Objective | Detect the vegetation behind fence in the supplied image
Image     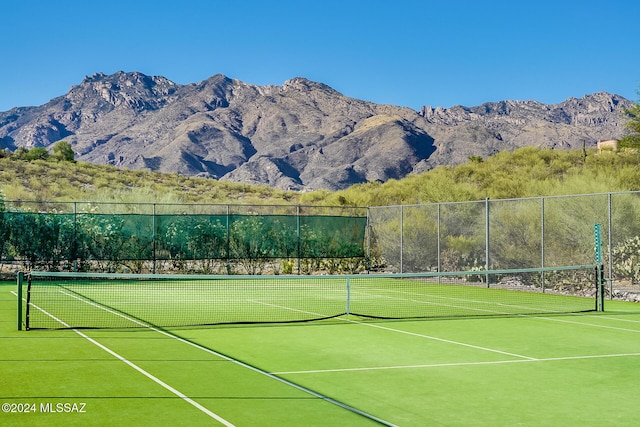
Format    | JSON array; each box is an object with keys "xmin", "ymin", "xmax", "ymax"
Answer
[
  {"xmin": 368, "ymin": 191, "xmax": 640, "ymax": 300},
  {"xmin": 0, "ymin": 200, "xmax": 367, "ymax": 275},
  {"xmin": 3, "ymin": 191, "xmax": 640, "ymax": 299}
]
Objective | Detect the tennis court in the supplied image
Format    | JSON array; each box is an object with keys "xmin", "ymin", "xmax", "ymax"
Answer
[{"xmin": 2, "ymin": 271, "xmax": 640, "ymax": 426}]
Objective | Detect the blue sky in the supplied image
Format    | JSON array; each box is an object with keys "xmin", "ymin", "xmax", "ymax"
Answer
[{"xmin": 1, "ymin": 0, "xmax": 638, "ymax": 112}]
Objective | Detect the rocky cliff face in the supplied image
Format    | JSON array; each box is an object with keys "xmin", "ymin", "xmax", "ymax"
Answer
[{"xmin": 0, "ymin": 71, "xmax": 632, "ymax": 190}]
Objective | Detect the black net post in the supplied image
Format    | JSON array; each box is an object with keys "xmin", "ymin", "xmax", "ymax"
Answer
[
  {"xmin": 597, "ymin": 264, "xmax": 605, "ymax": 312},
  {"xmin": 16, "ymin": 271, "xmax": 23, "ymax": 330}
]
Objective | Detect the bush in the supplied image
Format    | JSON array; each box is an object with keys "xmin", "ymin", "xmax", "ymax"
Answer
[{"xmin": 612, "ymin": 236, "xmax": 640, "ymax": 285}]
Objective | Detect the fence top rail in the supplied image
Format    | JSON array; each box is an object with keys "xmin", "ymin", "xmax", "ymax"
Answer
[
  {"xmin": 4, "ymin": 200, "xmax": 367, "ymax": 210},
  {"xmin": 368, "ymin": 190, "xmax": 640, "ymax": 209},
  {"xmin": 5, "ymin": 190, "xmax": 640, "ymax": 213},
  {"xmin": 3, "ymin": 200, "xmax": 368, "ymax": 216}
]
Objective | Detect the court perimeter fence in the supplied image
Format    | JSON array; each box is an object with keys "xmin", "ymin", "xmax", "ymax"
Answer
[
  {"xmin": 0, "ymin": 202, "xmax": 367, "ymax": 275},
  {"xmin": 369, "ymin": 191, "xmax": 640, "ymax": 301},
  {"xmin": 1, "ymin": 192, "xmax": 640, "ymax": 300}
]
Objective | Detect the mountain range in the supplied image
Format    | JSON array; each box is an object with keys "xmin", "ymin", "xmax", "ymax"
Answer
[{"xmin": 0, "ymin": 71, "xmax": 632, "ymax": 191}]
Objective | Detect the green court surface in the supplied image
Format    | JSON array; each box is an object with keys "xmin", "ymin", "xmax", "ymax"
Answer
[{"xmin": 2, "ymin": 281, "xmax": 640, "ymax": 426}]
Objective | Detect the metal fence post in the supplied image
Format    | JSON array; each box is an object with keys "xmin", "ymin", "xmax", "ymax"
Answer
[
  {"xmin": 401, "ymin": 205, "xmax": 405, "ymax": 273},
  {"xmin": 437, "ymin": 203, "xmax": 441, "ymax": 273},
  {"xmin": 541, "ymin": 196, "xmax": 545, "ymax": 291},
  {"xmin": 485, "ymin": 198, "xmax": 490, "ymax": 285},
  {"xmin": 607, "ymin": 193, "xmax": 613, "ymax": 299},
  {"xmin": 297, "ymin": 205, "xmax": 301, "ymax": 275},
  {"xmin": 226, "ymin": 205, "xmax": 231, "ymax": 274},
  {"xmin": 152, "ymin": 203, "xmax": 156, "ymax": 274},
  {"xmin": 366, "ymin": 207, "xmax": 371, "ymax": 273}
]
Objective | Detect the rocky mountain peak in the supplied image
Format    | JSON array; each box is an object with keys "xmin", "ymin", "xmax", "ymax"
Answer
[
  {"xmin": 282, "ymin": 77, "xmax": 338, "ymax": 94},
  {"xmin": 68, "ymin": 71, "xmax": 178, "ymax": 111},
  {"xmin": 0, "ymin": 71, "xmax": 634, "ymax": 191}
]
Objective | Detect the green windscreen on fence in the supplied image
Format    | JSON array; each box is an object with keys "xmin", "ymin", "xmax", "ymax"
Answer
[
  {"xmin": 22, "ymin": 265, "xmax": 600, "ymax": 330},
  {"xmin": 0, "ymin": 211, "xmax": 366, "ymax": 263}
]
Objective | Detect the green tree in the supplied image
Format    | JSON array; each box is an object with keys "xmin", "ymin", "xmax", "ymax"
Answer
[
  {"xmin": 23, "ymin": 147, "xmax": 49, "ymax": 161},
  {"xmin": 620, "ymin": 88, "xmax": 640, "ymax": 149},
  {"xmin": 51, "ymin": 141, "xmax": 75, "ymax": 162},
  {"xmin": 10, "ymin": 147, "xmax": 29, "ymax": 160}
]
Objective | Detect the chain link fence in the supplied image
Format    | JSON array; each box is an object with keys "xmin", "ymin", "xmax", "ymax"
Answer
[
  {"xmin": 2, "ymin": 192, "xmax": 640, "ymax": 301},
  {"xmin": 0, "ymin": 201, "xmax": 367, "ymax": 275},
  {"xmin": 368, "ymin": 191, "xmax": 640, "ymax": 301}
]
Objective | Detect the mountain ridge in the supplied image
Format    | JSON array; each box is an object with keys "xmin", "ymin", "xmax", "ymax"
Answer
[{"xmin": 0, "ymin": 71, "xmax": 632, "ymax": 191}]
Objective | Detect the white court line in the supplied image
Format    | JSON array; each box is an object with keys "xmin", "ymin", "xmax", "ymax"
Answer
[
  {"xmin": 49, "ymin": 289, "xmax": 398, "ymax": 427},
  {"xmin": 350, "ymin": 286, "xmax": 568, "ymax": 317},
  {"xmin": 272, "ymin": 352, "xmax": 640, "ymax": 375},
  {"xmin": 247, "ymin": 302, "xmax": 640, "ymax": 375},
  {"xmin": 573, "ymin": 313, "xmax": 640, "ymax": 324},
  {"xmin": 253, "ymin": 300, "xmax": 537, "ymax": 360},
  {"xmin": 255, "ymin": 299, "xmax": 640, "ymax": 376},
  {"xmin": 12, "ymin": 290, "xmax": 236, "ymax": 427},
  {"xmin": 524, "ymin": 314, "xmax": 640, "ymax": 333},
  {"xmin": 351, "ymin": 320, "xmax": 538, "ymax": 360}
]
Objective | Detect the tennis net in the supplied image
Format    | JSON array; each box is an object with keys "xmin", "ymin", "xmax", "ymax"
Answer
[{"xmin": 20, "ymin": 265, "xmax": 602, "ymax": 330}]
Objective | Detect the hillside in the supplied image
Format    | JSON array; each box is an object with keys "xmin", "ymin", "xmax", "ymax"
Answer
[
  {"xmin": 0, "ymin": 72, "xmax": 633, "ymax": 191},
  {"xmin": 1, "ymin": 147, "xmax": 639, "ymax": 208}
]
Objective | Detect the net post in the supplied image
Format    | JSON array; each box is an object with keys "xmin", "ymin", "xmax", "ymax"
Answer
[
  {"xmin": 598, "ymin": 264, "xmax": 605, "ymax": 312},
  {"xmin": 16, "ymin": 271, "xmax": 23, "ymax": 330},
  {"xmin": 594, "ymin": 224, "xmax": 605, "ymax": 312}
]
